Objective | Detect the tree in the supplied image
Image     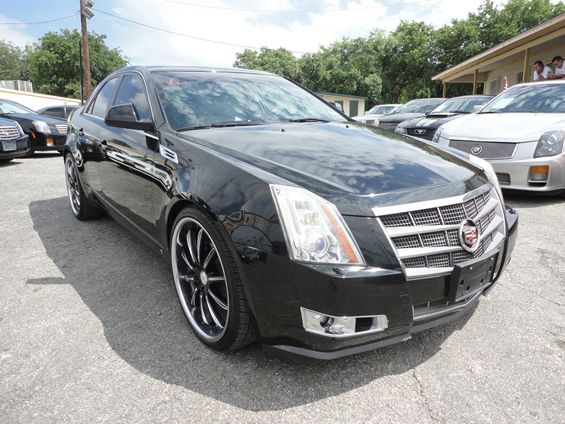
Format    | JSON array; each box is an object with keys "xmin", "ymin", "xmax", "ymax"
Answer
[
  {"xmin": 26, "ymin": 29, "xmax": 127, "ymax": 98},
  {"xmin": 0, "ymin": 40, "xmax": 28, "ymax": 80},
  {"xmin": 234, "ymin": 47, "xmax": 301, "ymax": 81}
]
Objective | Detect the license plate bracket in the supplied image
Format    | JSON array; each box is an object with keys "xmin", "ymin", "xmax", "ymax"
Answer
[
  {"xmin": 448, "ymin": 251, "xmax": 498, "ymax": 303},
  {"xmin": 1, "ymin": 140, "xmax": 17, "ymax": 152}
]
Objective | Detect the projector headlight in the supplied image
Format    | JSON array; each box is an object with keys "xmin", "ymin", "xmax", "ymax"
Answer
[
  {"xmin": 432, "ymin": 126, "xmax": 443, "ymax": 143},
  {"xmin": 534, "ymin": 130, "xmax": 565, "ymax": 158},
  {"xmin": 270, "ymin": 185, "xmax": 365, "ymax": 265},
  {"xmin": 32, "ymin": 120, "xmax": 51, "ymax": 134}
]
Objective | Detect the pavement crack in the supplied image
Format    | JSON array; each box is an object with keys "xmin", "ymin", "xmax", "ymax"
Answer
[
  {"xmin": 527, "ymin": 289, "xmax": 563, "ymax": 307},
  {"xmin": 412, "ymin": 369, "xmax": 438, "ymax": 423}
]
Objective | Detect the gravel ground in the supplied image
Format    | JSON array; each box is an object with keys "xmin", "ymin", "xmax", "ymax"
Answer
[{"xmin": 0, "ymin": 154, "xmax": 564, "ymax": 423}]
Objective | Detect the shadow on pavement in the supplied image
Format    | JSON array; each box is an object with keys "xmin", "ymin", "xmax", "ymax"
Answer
[
  {"xmin": 503, "ymin": 190, "xmax": 565, "ymax": 209},
  {"xmin": 28, "ymin": 196, "xmax": 475, "ymax": 411}
]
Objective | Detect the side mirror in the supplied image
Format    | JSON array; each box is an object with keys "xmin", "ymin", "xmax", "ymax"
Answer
[
  {"xmin": 472, "ymin": 105, "xmax": 483, "ymax": 113},
  {"xmin": 105, "ymin": 103, "xmax": 155, "ymax": 132}
]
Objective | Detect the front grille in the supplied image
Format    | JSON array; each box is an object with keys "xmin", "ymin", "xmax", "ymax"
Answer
[
  {"xmin": 0, "ymin": 126, "xmax": 20, "ymax": 141},
  {"xmin": 55, "ymin": 123, "xmax": 67, "ymax": 134},
  {"xmin": 376, "ymin": 186, "xmax": 505, "ymax": 279},
  {"xmin": 365, "ymin": 119, "xmax": 375, "ymax": 125},
  {"xmin": 449, "ymin": 140, "xmax": 516, "ymax": 159}
]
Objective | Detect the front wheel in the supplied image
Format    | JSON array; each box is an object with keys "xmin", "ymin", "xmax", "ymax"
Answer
[
  {"xmin": 170, "ymin": 207, "xmax": 256, "ymax": 351},
  {"xmin": 65, "ymin": 154, "xmax": 104, "ymax": 220}
]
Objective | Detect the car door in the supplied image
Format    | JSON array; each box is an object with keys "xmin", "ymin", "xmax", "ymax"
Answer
[{"xmin": 98, "ymin": 73, "xmax": 162, "ymax": 246}]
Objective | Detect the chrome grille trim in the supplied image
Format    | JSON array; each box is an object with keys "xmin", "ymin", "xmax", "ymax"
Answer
[
  {"xmin": 0, "ymin": 126, "xmax": 20, "ymax": 141},
  {"xmin": 373, "ymin": 185, "xmax": 505, "ymax": 280},
  {"xmin": 55, "ymin": 123, "xmax": 67, "ymax": 134}
]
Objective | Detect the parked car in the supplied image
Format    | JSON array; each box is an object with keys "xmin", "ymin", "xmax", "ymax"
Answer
[
  {"xmin": 64, "ymin": 66, "xmax": 517, "ymax": 360},
  {"xmin": 37, "ymin": 104, "xmax": 79, "ymax": 121},
  {"xmin": 395, "ymin": 95, "xmax": 493, "ymax": 141},
  {"xmin": 376, "ymin": 98, "xmax": 446, "ymax": 132},
  {"xmin": 0, "ymin": 117, "xmax": 30, "ymax": 163},
  {"xmin": 433, "ymin": 80, "xmax": 565, "ymax": 193},
  {"xmin": 0, "ymin": 99, "xmax": 68, "ymax": 154},
  {"xmin": 352, "ymin": 103, "xmax": 402, "ymax": 125}
]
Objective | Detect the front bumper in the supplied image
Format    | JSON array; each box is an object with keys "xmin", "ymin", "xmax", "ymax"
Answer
[
  {"xmin": 0, "ymin": 135, "xmax": 30, "ymax": 159},
  {"xmin": 241, "ymin": 206, "xmax": 518, "ymax": 361},
  {"xmin": 29, "ymin": 132, "xmax": 66, "ymax": 152}
]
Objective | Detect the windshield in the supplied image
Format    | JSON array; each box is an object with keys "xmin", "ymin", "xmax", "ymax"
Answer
[
  {"xmin": 394, "ymin": 99, "xmax": 445, "ymax": 114},
  {"xmin": 431, "ymin": 97, "xmax": 491, "ymax": 114},
  {"xmin": 0, "ymin": 99, "xmax": 37, "ymax": 115},
  {"xmin": 367, "ymin": 105, "xmax": 397, "ymax": 115},
  {"xmin": 481, "ymin": 84, "xmax": 565, "ymax": 113},
  {"xmin": 153, "ymin": 71, "xmax": 346, "ymax": 130}
]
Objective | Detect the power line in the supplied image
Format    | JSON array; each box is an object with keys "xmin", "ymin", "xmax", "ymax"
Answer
[
  {"xmin": 93, "ymin": 8, "xmax": 314, "ymax": 54},
  {"xmin": 163, "ymin": 0, "xmax": 432, "ymax": 13},
  {"xmin": 0, "ymin": 12, "xmax": 79, "ymax": 25}
]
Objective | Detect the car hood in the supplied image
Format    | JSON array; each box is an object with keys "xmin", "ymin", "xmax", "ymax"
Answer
[
  {"xmin": 399, "ymin": 113, "xmax": 465, "ymax": 129},
  {"xmin": 0, "ymin": 112, "xmax": 63, "ymax": 127},
  {"xmin": 177, "ymin": 122, "xmax": 484, "ymax": 216},
  {"xmin": 378, "ymin": 113, "xmax": 426, "ymax": 124},
  {"xmin": 441, "ymin": 113, "xmax": 565, "ymax": 142},
  {"xmin": 353, "ymin": 113, "xmax": 385, "ymax": 121}
]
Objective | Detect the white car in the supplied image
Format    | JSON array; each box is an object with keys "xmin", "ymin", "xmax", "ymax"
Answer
[
  {"xmin": 352, "ymin": 103, "xmax": 402, "ymax": 125},
  {"xmin": 433, "ymin": 80, "xmax": 565, "ymax": 193}
]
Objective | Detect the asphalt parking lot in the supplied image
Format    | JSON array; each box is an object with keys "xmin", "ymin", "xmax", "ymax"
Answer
[{"xmin": 1, "ymin": 154, "xmax": 564, "ymax": 423}]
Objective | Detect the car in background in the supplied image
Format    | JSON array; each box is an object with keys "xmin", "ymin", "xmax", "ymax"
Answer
[
  {"xmin": 63, "ymin": 65, "xmax": 517, "ymax": 360},
  {"xmin": 395, "ymin": 95, "xmax": 493, "ymax": 141},
  {"xmin": 433, "ymin": 81, "xmax": 565, "ymax": 193},
  {"xmin": 0, "ymin": 117, "xmax": 30, "ymax": 163},
  {"xmin": 376, "ymin": 98, "xmax": 446, "ymax": 132},
  {"xmin": 0, "ymin": 99, "xmax": 68, "ymax": 154},
  {"xmin": 352, "ymin": 104, "xmax": 402, "ymax": 125},
  {"xmin": 37, "ymin": 104, "xmax": 79, "ymax": 121}
]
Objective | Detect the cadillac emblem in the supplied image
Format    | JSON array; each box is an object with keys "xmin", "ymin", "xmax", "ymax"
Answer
[
  {"xmin": 459, "ymin": 219, "xmax": 480, "ymax": 253},
  {"xmin": 471, "ymin": 144, "xmax": 483, "ymax": 155}
]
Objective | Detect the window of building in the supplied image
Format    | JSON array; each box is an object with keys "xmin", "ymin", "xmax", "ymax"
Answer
[
  {"xmin": 516, "ymin": 71, "xmax": 524, "ymax": 84},
  {"xmin": 349, "ymin": 100, "xmax": 359, "ymax": 117},
  {"xmin": 489, "ymin": 79, "xmax": 498, "ymax": 95}
]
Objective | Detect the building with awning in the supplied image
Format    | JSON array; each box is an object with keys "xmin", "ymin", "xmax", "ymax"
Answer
[{"xmin": 433, "ymin": 13, "xmax": 565, "ymax": 96}]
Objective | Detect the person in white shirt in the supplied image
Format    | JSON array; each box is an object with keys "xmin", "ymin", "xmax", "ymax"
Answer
[
  {"xmin": 533, "ymin": 61, "xmax": 550, "ymax": 81},
  {"xmin": 551, "ymin": 56, "xmax": 564, "ymax": 79}
]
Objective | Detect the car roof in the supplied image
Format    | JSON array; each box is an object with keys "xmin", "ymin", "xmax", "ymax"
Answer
[{"xmin": 113, "ymin": 65, "xmax": 275, "ymax": 77}]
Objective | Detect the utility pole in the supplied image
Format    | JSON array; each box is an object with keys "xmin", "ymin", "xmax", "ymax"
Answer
[{"xmin": 80, "ymin": 0, "xmax": 94, "ymax": 99}]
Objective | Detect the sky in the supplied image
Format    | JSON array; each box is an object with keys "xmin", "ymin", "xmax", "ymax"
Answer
[{"xmin": 0, "ymin": 0, "xmax": 506, "ymax": 68}]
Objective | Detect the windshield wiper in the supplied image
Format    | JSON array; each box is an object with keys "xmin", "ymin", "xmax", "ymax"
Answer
[
  {"xmin": 451, "ymin": 110, "xmax": 470, "ymax": 114},
  {"xmin": 176, "ymin": 121, "xmax": 265, "ymax": 132},
  {"xmin": 287, "ymin": 118, "xmax": 330, "ymax": 123}
]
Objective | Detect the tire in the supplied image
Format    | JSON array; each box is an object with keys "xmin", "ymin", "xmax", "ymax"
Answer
[
  {"xmin": 170, "ymin": 207, "xmax": 256, "ymax": 351},
  {"xmin": 64, "ymin": 153, "xmax": 104, "ymax": 220}
]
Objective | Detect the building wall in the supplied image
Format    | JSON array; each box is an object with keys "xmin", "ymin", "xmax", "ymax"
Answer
[
  {"xmin": 317, "ymin": 93, "xmax": 366, "ymax": 117},
  {"xmin": 0, "ymin": 87, "xmax": 80, "ymax": 111},
  {"xmin": 485, "ymin": 44, "xmax": 564, "ymax": 95}
]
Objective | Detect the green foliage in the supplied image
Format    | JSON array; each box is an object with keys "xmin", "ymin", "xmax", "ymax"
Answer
[
  {"xmin": 26, "ymin": 29, "xmax": 127, "ymax": 98},
  {"xmin": 234, "ymin": 0, "xmax": 564, "ymax": 107},
  {"xmin": 0, "ymin": 40, "xmax": 28, "ymax": 80}
]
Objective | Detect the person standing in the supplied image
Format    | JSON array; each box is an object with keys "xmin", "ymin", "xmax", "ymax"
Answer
[
  {"xmin": 550, "ymin": 56, "xmax": 564, "ymax": 79},
  {"xmin": 533, "ymin": 60, "xmax": 550, "ymax": 81}
]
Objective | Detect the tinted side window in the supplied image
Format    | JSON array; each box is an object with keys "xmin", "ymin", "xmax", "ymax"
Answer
[
  {"xmin": 91, "ymin": 78, "xmax": 119, "ymax": 118},
  {"xmin": 43, "ymin": 107, "xmax": 65, "ymax": 118},
  {"xmin": 114, "ymin": 74, "xmax": 151, "ymax": 121}
]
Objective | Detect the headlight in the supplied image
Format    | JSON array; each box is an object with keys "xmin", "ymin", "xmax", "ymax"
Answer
[
  {"xmin": 32, "ymin": 120, "xmax": 51, "ymax": 134},
  {"xmin": 395, "ymin": 127, "xmax": 407, "ymax": 134},
  {"xmin": 534, "ymin": 130, "xmax": 565, "ymax": 158},
  {"xmin": 468, "ymin": 155, "xmax": 504, "ymax": 201},
  {"xmin": 14, "ymin": 121, "xmax": 24, "ymax": 136},
  {"xmin": 432, "ymin": 126, "xmax": 443, "ymax": 143},
  {"xmin": 270, "ymin": 185, "xmax": 365, "ymax": 265}
]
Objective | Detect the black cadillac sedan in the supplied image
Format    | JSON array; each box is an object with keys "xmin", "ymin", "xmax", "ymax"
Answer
[
  {"xmin": 376, "ymin": 98, "xmax": 446, "ymax": 132},
  {"xmin": 0, "ymin": 99, "xmax": 68, "ymax": 154},
  {"xmin": 395, "ymin": 95, "xmax": 494, "ymax": 141},
  {"xmin": 64, "ymin": 66, "xmax": 518, "ymax": 360}
]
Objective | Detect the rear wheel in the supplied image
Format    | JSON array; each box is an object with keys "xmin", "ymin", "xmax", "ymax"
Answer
[
  {"xmin": 65, "ymin": 154, "xmax": 104, "ymax": 220},
  {"xmin": 171, "ymin": 208, "xmax": 255, "ymax": 351}
]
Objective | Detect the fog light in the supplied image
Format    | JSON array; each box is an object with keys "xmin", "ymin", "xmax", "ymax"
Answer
[
  {"xmin": 528, "ymin": 165, "xmax": 549, "ymax": 183},
  {"xmin": 46, "ymin": 137, "xmax": 55, "ymax": 146},
  {"xmin": 300, "ymin": 307, "xmax": 388, "ymax": 338}
]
